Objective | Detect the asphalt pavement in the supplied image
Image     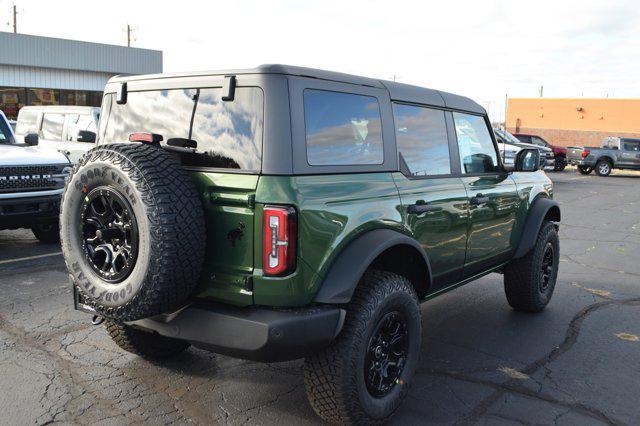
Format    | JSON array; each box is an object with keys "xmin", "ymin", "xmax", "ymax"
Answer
[{"xmin": 1, "ymin": 168, "xmax": 639, "ymax": 425}]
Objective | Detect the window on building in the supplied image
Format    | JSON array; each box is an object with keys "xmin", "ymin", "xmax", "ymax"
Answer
[
  {"xmin": 453, "ymin": 112, "xmax": 499, "ymax": 174},
  {"xmin": 304, "ymin": 89, "xmax": 383, "ymax": 166},
  {"xmin": 0, "ymin": 87, "xmax": 27, "ymax": 121},
  {"xmin": 28, "ymin": 88, "xmax": 59, "ymax": 106},
  {"xmin": 393, "ymin": 103, "xmax": 450, "ymax": 176},
  {"xmin": 40, "ymin": 113, "xmax": 65, "ymax": 141},
  {"xmin": 102, "ymin": 87, "xmax": 264, "ymax": 172}
]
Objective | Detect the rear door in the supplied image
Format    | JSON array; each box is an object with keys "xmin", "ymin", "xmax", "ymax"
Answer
[
  {"xmin": 620, "ymin": 140, "xmax": 640, "ymax": 169},
  {"xmin": 100, "ymin": 81, "xmax": 265, "ymax": 306},
  {"xmin": 452, "ymin": 112, "xmax": 521, "ymax": 277},
  {"xmin": 392, "ymin": 104, "xmax": 468, "ymax": 289}
]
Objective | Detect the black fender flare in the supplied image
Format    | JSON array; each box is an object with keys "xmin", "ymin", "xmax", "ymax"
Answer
[
  {"xmin": 313, "ymin": 228, "xmax": 433, "ymax": 304},
  {"xmin": 514, "ymin": 197, "xmax": 561, "ymax": 258}
]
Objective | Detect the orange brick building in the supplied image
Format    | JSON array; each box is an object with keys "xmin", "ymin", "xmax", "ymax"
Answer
[{"xmin": 506, "ymin": 98, "xmax": 640, "ymax": 147}]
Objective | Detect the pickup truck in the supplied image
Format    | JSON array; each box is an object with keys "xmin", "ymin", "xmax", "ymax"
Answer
[{"xmin": 567, "ymin": 137, "xmax": 640, "ymax": 176}]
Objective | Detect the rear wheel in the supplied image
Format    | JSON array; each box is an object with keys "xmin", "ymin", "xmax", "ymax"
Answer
[
  {"xmin": 553, "ymin": 157, "xmax": 566, "ymax": 171},
  {"xmin": 303, "ymin": 271, "xmax": 421, "ymax": 424},
  {"xmin": 595, "ymin": 159, "xmax": 612, "ymax": 176},
  {"xmin": 504, "ymin": 221, "xmax": 559, "ymax": 313},
  {"xmin": 31, "ymin": 221, "xmax": 60, "ymax": 243},
  {"xmin": 105, "ymin": 321, "xmax": 189, "ymax": 360},
  {"xmin": 577, "ymin": 165, "xmax": 593, "ymax": 175}
]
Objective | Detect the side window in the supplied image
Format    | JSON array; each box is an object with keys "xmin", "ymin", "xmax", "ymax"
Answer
[
  {"xmin": 393, "ymin": 103, "xmax": 450, "ymax": 176},
  {"xmin": 15, "ymin": 111, "xmax": 39, "ymax": 135},
  {"xmin": 40, "ymin": 113, "xmax": 65, "ymax": 141},
  {"xmin": 531, "ymin": 136, "xmax": 545, "ymax": 147},
  {"xmin": 453, "ymin": 112, "xmax": 499, "ymax": 174},
  {"xmin": 623, "ymin": 141, "xmax": 640, "ymax": 151},
  {"xmin": 64, "ymin": 114, "xmax": 80, "ymax": 141},
  {"xmin": 304, "ymin": 89, "xmax": 383, "ymax": 166}
]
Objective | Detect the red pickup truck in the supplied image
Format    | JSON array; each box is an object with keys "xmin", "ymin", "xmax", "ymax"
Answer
[{"xmin": 514, "ymin": 134, "xmax": 568, "ymax": 171}]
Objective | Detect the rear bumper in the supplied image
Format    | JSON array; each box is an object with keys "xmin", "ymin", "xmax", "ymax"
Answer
[
  {"xmin": 86, "ymin": 301, "xmax": 346, "ymax": 363},
  {"xmin": 0, "ymin": 192, "xmax": 61, "ymax": 230},
  {"xmin": 568, "ymin": 158, "xmax": 593, "ymax": 166}
]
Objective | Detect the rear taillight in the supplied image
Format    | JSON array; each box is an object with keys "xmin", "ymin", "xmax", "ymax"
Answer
[
  {"xmin": 582, "ymin": 149, "xmax": 590, "ymax": 158},
  {"xmin": 263, "ymin": 206, "xmax": 296, "ymax": 276}
]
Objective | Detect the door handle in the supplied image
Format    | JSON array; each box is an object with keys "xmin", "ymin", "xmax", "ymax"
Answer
[
  {"xmin": 470, "ymin": 195, "xmax": 490, "ymax": 206},
  {"xmin": 407, "ymin": 203, "xmax": 442, "ymax": 214}
]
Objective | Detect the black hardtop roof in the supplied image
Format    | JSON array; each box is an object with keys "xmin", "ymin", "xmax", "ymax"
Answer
[{"xmin": 109, "ymin": 64, "xmax": 485, "ymax": 114}]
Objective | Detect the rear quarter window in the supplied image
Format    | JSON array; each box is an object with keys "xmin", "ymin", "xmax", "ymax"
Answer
[{"xmin": 304, "ymin": 89, "xmax": 383, "ymax": 166}]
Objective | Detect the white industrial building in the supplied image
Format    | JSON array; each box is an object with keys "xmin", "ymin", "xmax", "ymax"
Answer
[{"xmin": 0, "ymin": 31, "xmax": 162, "ymax": 120}]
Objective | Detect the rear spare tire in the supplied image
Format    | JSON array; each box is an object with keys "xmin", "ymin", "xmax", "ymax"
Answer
[{"xmin": 60, "ymin": 143, "xmax": 205, "ymax": 321}]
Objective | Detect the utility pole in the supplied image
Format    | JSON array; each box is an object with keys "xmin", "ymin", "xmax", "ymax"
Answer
[
  {"xmin": 539, "ymin": 85, "xmax": 544, "ymax": 98},
  {"xmin": 125, "ymin": 24, "xmax": 137, "ymax": 47},
  {"xmin": 504, "ymin": 93, "xmax": 508, "ymax": 130},
  {"xmin": 12, "ymin": 4, "xmax": 17, "ymax": 33}
]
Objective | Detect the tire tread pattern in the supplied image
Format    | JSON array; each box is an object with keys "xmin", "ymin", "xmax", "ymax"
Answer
[
  {"xmin": 303, "ymin": 270, "xmax": 419, "ymax": 425},
  {"xmin": 504, "ymin": 221, "xmax": 559, "ymax": 312},
  {"xmin": 61, "ymin": 143, "xmax": 206, "ymax": 321},
  {"xmin": 105, "ymin": 320, "xmax": 189, "ymax": 359}
]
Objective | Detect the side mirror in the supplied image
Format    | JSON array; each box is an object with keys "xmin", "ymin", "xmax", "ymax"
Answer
[
  {"xmin": 25, "ymin": 133, "xmax": 39, "ymax": 146},
  {"xmin": 514, "ymin": 148, "xmax": 540, "ymax": 172},
  {"xmin": 77, "ymin": 130, "xmax": 96, "ymax": 143}
]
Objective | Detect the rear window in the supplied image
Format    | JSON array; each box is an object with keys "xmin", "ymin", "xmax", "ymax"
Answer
[
  {"xmin": 16, "ymin": 111, "xmax": 39, "ymax": 135},
  {"xmin": 102, "ymin": 87, "xmax": 264, "ymax": 172},
  {"xmin": 304, "ymin": 89, "xmax": 383, "ymax": 166}
]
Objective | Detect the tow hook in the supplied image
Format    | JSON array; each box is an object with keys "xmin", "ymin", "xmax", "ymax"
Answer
[{"xmin": 92, "ymin": 315, "xmax": 105, "ymax": 325}]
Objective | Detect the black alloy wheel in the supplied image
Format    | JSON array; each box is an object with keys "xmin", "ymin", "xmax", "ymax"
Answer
[
  {"xmin": 539, "ymin": 242, "xmax": 554, "ymax": 292},
  {"xmin": 364, "ymin": 311, "xmax": 410, "ymax": 398},
  {"xmin": 80, "ymin": 186, "xmax": 139, "ymax": 283}
]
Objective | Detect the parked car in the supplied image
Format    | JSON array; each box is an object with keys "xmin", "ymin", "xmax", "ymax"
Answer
[
  {"xmin": 0, "ymin": 109, "xmax": 72, "ymax": 242},
  {"xmin": 567, "ymin": 137, "xmax": 640, "ymax": 176},
  {"xmin": 61, "ymin": 65, "xmax": 561, "ymax": 424},
  {"xmin": 513, "ymin": 133, "xmax": 568, "ymax": 171},
  {"xmin": 15, "ymin": 105, "xmax": 99, "ymax": 163},
  {"xmin": 494, "ymin": 128, "xmax": 554, "ymax": 170},
  {"xmin": 492, "ymin": 128, "xmax": 522, "ymax": 167}
]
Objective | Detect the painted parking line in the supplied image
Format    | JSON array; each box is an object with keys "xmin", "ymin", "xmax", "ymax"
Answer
[{"xmin": 0, "ymin": 251, "xmax": 63, "ymax": 265}]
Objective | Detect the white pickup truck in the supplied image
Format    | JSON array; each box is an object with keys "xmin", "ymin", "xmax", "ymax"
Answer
[{"xmin": 0, "ymin": 110, "xmax": 72, "ymax": 242}]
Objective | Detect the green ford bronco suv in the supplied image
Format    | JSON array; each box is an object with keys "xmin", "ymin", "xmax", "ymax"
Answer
[{"xmin": 61, "ymin": 65, "xmax": 560, "ymax": 424}]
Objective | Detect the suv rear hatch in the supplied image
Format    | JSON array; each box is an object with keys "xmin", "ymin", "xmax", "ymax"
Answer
[{"xmin": 99, "ymin": 86, "xmax": 264, "ymax": 306}]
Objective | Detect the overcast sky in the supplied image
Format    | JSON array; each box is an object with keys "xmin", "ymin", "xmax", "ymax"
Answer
[{"xmin": 1, "ymin": 0, "xmax": 638, "ymax": 121}]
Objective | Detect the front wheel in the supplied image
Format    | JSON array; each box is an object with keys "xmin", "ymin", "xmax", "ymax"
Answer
[
  {"xmin": 303, "ymin": 271, "xmax": 421, "ymax": 424},
  {"xmin": 31, "ymin": 221, "xmax": 60, "ymax": 243},
  {"xmin": 504, "ymin": 221, "xmax": 560, "ymax": 313},
  {"xmin": 577, "ymin": 165, "xmax": 593, "ymax": 175},
  {"xmin": 595, "ymin": 159, "xmax": 612, "ymax": 176}
]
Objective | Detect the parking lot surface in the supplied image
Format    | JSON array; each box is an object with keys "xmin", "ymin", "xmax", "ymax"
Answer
[{"xmin": 1, "ymin": 169, "xmax": 639, "ymax": 425}]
